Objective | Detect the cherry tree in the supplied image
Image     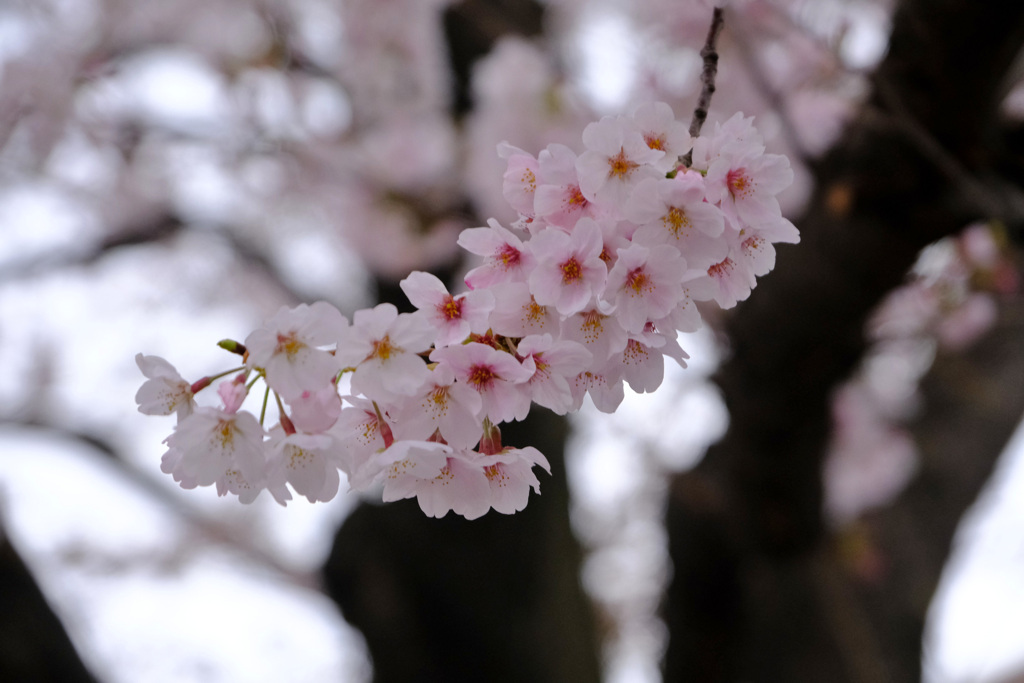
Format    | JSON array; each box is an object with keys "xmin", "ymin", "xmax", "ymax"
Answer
[{"xmin": 1, "ymin": 0, "xmax": 1023, "ymax": 682}]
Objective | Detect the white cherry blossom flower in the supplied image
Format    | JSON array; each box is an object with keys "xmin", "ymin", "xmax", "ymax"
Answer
[
  {"xmin": 163, "ymin": 407, "xmax": 268, "ymax": 488},
  {"xmin": 267, "ymin": 431, "xmax": 341, "ymax": 504},
  {"xmin": 135, "ymin": 353, "xmax": 196, "ymax": 421},
  {"xmin": 244, "ymin": 301, "xmax": 348, "ymax": 401},
  {"xmin": 335, "ymin": 303, "xmax": 435, "ymax": 400}
]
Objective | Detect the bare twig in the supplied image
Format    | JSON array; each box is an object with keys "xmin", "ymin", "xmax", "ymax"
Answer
[
  {"xmin": 0, "ymin": 418, "xmax": 322, "ymax": 591},
  {"xmin": 680, "ymin": 7, "xmax": 726, "ymax": 168},
  {"xmin": 871, "ymin": 77, "xmax": 1024, "ymax": 232}
]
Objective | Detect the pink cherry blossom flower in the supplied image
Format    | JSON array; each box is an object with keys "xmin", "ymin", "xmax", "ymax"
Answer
[
  {"xmin": 603, "ymin": 242, "xmax": 686, "ymax": 334},
  {"xmin": 380, "ymin": 443, "xmax": 493, "ymax": 519},
  {"xmin": 560, "ymin": 307, "xmax": 629, "ymax": 366},
  {"xmin": 135, "ymin": 354, "xmax": 196, "ymax": 421},
  {"xmin": 430, "ymin": 342, "xmax": 533, "ymax": 424},
  {"xmin": 705, "ymin": 146, "xmax": 794, "ymax": 231},
  {"xmin": 498, "ymin": 142, "xmax": 539, "ymax": 218},
  {"xmin": 487, "ymin": 282, "xmax": 561, "ymax": 338},
  {"xmin": 533, "ymin": 143, "xmax": 600, "ymax": 230},
  {"xmin": 517, "ymin": 334, "xmax": 593, "ymax": 414},
  {"xmin": 335, "ymin": 303, "xmax": 435, "ymax": 400},
  {"xmin": 400, "ymin": 270, "xmax": 495, "ymax": 347},
  {"xmin": 629, "ymin": 101, "xmax": 693, "ymax": 172},
  {"xmin": 216, "ymin": 467, "xmax": 289, "ymax": 506},
  {"xmin": 333, "ymin": 397, "xmax": 392, "ymax": 485},
  {"xmin": 479, "ymin": 446, "xmax": 551, "ymax": 514},
  {"xmin": 617, "ymin": 338, "xmax": 668, "ymax": 393},
  {"xmin": 288, "ymin": 385, "xmax": 342, "ymax": 433},
  {"xmin": 458, "ymin": 219, "xmax": 536, "ymax": 289},
  {"xmin": 527, "ymin": 218, "xmax": 608, "ymax": 316},
  {"xmin": 626, "ymin": 174, "xmax": 728, "ymax": 272},
  {"xmin": 569, "ymin": 365, "xmax": 626, "ymax": 413},
  {"xmin": 702, "ymin": 230, "xmax": 757, "ymax": 309},
  {"xmin": 658, "ymin": 271, "xmax": 718, "ymax": 333},
  {"xmin": 244, "ymin": 301, "xmax": 348, "ymax": 401},
  {"xmin": 575, "ymin": 115, "xmax": 664, "ymax": 208},
  {"xmin": 393, "ymin": 363, "xmax": 484, "ymax": 449},
  {"xmin": 689, "ymin": 112, "xmax": 764, "ymax": 172}
]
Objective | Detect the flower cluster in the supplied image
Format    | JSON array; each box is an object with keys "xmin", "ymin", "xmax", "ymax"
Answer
[{"xmin": 136, "ymin": 103, "xmax": 798, "ymax": 518}]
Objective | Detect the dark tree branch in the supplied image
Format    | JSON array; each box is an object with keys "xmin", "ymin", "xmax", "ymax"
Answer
[{"xmin": 680, "ymin": 7, "xmax": 725, "ymax": 168}]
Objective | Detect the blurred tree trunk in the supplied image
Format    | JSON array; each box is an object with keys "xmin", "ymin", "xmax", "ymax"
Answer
[
  {"xmin": 322, "ymin": 410, "xmax": 600, "ymax": 683},
  {"xmin": 663, "ymin": 1, "xmax": 1024, "ymax": 681},
  {"xmin": 0, "ymin": 529, "xmax": 97, "ymax": 683},
  {"xmin": 321, "ymin": 3, "xmax": 601, "ymax": 682}
]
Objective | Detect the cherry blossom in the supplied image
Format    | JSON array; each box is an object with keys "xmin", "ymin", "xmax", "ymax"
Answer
[
  {"xmin": 135, "ymin": 354, "xmax": 197, "ymax": 421},
  {"xmin": 527, "ymin": 218, "xmax": 608, "ymax": 316},
  {"xmin": 335, "ymin": 303, "xmax": 435, "ymax": 399},
  {"xmin": 400, "ymin": 270, "xmax": 495, "ymax": 347},
  {"xmin": 267, "ymin": 430, "xmax": 342, "ymax": 504},
  {"xmin": 534, "ymin": 143, "xmax": 601, "ymax": 230},
  {"xmin": 244, "ymin": 301, "xmax": 348, "ymax": 401},
  {"xmin": 517, "ymin": 334, "xmax": 593, "ymax": 414},
  {"xmin": 479, "ymin": 446, "xmax": 551, "ymax": 515},
  {"xmin": 576, "ymin": 115, "xmax": 665, "ymax": 207},
  {"xmin": 458, "ymin": 219, "xmax": 535, "ymax": 289},
  {"xmin": 137, "ymin": 99, "xmax": 800, "ymax": 518},
  {"xmin": 431, "ymin": 342, "xmax": 534, "ymax": 424},
  {"xmin": 603, "ymin": 241, "xmax": 686, "ymax": 333},
  {"xmin": 629, "ymin": 101, "xmax": 693, "ymax": 172},
  {"xmin": 392, "ymin": 363, "xmax": 484, "ymax": 449},
  {"xmin": 379, "ymin": 443, "xmax": 492, "ymax": 520},
  {"xmin": 625, "ymin": 174, "xmax": 727, "ymax": 272},
  {"xmin": 163, "ymin": 407, "xmax": 267, "ymax": 488}
]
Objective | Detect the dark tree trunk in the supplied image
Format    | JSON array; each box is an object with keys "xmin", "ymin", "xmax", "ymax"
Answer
[
  {"xmin": 663, "ymin": 1, "xmax": 1024, "ymax": 681},
  {"xmin": 0, "ymin": 531, "xmax": 98, "ymax": 683},
  {"xmin": 322, "ymin": 410, "xmax": 601, "ymax": 683},
  {"xmin": 321, "ymin": 5, "xmax": 601, "ymax": 682}
]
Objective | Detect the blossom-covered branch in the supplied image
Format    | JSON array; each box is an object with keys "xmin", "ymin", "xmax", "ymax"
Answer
[{"xmin": 137, "ymin": 98, "xmax": 799, "ymax": 519}]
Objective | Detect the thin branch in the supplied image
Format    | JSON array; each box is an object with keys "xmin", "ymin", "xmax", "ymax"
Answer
[
  {"xmin": 0, "ymin": 418, "xmax": 322, "ymax": 592},
  {"xmin": 680, "ymin": 7, "xmax": 726, "ymax": 168},
  {"xmin": 871, "ymin": 77, "xmax": 1024, "ymax": 233}
]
